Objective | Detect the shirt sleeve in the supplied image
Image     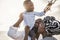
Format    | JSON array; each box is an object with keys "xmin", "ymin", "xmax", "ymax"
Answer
[
  {"xmin": 34, "ymin": 11, "xmax": 45, "ymax": 16},
  {"xmin": 7, "ymin": 26, "xmax": 22, "ymax": 39}
]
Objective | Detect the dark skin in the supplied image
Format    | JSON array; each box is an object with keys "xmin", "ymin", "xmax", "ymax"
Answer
[
  {"xmin": 37, "ymin": 20, "xmax": 47, "ymax": 39},
  {"xmin": 13, "ymin": 13, "xmax": 23, "ymax": 27},
  {"xmin": 31, "ymin": 19, "xmax": 47, "ymax": 40},
  {"xmin": 13, "ymin": 1, "xmax": 52, "ymax": 40}
]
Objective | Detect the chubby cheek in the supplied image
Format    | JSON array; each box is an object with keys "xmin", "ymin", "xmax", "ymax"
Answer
[
  {"xmin": 31, "ymin": 6, "xmax": 34, "ymax": 9},
  {"xmin": 28, "ymin": 5, "xmax": 34, "ymax": 9},
  {"xmin": 25, "ymin": 5, "xmax": 34, "ymax": 10}
]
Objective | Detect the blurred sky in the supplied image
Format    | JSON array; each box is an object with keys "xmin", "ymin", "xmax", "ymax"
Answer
[{"xmin": 0, "ymin": 0, "xmax": 60, "ymax": 31}]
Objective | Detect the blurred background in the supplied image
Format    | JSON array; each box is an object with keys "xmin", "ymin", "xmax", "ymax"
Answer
[{"xmin": 0, "ymin": 0, "xmax": 60, "ymax": 40}]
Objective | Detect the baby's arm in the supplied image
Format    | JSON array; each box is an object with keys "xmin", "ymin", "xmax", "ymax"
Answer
[
  {"xmin": 44, "ymin": 3, "xmax": 52, "ymax": 13},
  {"xmin": 44, "ymin": 0, "xmax": 56, "ymax": 13},
  {"xmin": 13, "ymin": 13, "xmax": 23, "ymax": 27},
  {"xmin": 34, "ymin": 3, "xmax": 52, "ymax": 17},
  {"xmin": 8, "ymin": 13, "xmax": 23, "ymax": 39},
  {"xmin": 34, "ymin": 0, "xmax": 56, "ymax": 16}
]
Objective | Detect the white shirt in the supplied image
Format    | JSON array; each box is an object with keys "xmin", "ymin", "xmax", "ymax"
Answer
[{"xmin": 23, "ymin": 11, "xmax": 45, "ymax": 30}]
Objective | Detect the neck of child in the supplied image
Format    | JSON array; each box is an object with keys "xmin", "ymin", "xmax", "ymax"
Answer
[{"xmin": 26, "ymin": 10, "xmax": 34, "ymax": 12}]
